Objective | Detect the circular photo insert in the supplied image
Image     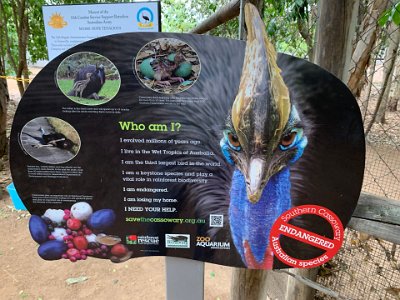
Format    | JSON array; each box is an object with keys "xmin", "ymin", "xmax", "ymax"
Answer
[
  {"xmin": 134, "ymin": 38, "xmax": 200, "ymax": 94},
  {"xmin": 20, "ymin": 117, "xmax": 81, "ymax": 164},
  {"xmin": 56, "ymin": 52, "xmax": 121, "ymax": 105}
]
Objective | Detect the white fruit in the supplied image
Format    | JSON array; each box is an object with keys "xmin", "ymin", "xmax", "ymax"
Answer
[
  {"xmin": 70, "ymin": 202, "xmax": 93, "ymax": 221},
  {"xmin": 43, "ymin": 209, "xmax": 64, "ymax": 224},
  {"xmin": 51, "ymin": 228, "xmax": 68, "ymax": 241}
]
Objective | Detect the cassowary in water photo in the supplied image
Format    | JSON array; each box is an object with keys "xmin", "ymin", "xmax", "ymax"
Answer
[
  {"xmin": 33, "ymin": 127, "xmax": 74, "ymax": 150},
  {"xmin": 219, "ymin": 3, "xmax": 307, "ymax": 269}
]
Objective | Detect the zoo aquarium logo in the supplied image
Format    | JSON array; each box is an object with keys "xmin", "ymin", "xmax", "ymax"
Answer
[
  {"xmin": 196, "ymin": 236, "xmax": 230, "ymax": 250},
  {"xmin": 137, "ymin": 7, "xmax": 154, "ymax": 29},
  {"xmin": 126, "ymin": 235, "xmax": 159, "ymax": 246},
  {"xmin": 165, "ymin": 234, "xmax": 190, "ymax": 249}
]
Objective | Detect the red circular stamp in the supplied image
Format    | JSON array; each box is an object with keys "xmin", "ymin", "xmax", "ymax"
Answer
[{"xmin": 270, "ymin": 205, "xmax": 344, "ymax": 268}]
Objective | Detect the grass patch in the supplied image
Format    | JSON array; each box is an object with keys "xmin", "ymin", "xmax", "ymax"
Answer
[
  {"xmin": 46, "ymin": 117, "xmax": 80, "ymax": 154},
  {"xmin": 58, "ymin": 79, "xmax": 120, "ymax": 106}
]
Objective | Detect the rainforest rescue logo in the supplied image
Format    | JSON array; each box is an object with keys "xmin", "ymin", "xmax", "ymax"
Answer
[
  {"xmin": 48, "ymin": 13, "xmax": 68, "ymax": 29},
  {"xmin": 196, "ymin": 236, "xmax": 230, "ymax": 250},
  {"xmin": 126, "ymin": 235, "xmax": 159, "ymax": 245},
  {"xmin": 137, "ymin": 7, "xmax": 154, "ymax": 29}
]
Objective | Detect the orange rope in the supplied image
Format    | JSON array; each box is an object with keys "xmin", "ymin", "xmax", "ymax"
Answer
[{"xmin": 0, "ymin": 75, "xmax": 31, "ymax": 83}]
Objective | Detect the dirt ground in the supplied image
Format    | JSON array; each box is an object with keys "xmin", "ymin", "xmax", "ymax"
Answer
[{"xmin": 0, "ymin": 69, "xmax": 232, "ymax": 300}]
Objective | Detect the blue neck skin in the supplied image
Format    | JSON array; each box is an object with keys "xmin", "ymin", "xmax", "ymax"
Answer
[{"xmin": 229, "ymin": 167, "xmax": 291, "ymax": 264}]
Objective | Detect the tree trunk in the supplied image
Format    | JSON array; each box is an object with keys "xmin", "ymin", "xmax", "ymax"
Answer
[
  {"xmin": 376, "ymin": 22, "xmax": 400, "ymax": 124},
  {"xmin": 0, "ymin": 0, "xmax": 29, "ymax": 97},
  {"xmin": 365, "ymin": 46, "xmax": 397, "ymax": 135},
  {"xmin": 313, "ymin": 0, "xmax": 358, "ymax": 79},
  {"xmin": 190, "ymin": 0, "xmax": 241, "ymax": 34},
  {"xmin": 346, "ymin": 0, "xmax": 389, "ymax": 95},
  {"xmin": 362, "ymin": 48, "xmax": 379, "ymax": 121},
  {"xmin": 297, "ymin": 17, "xmax": 314, "ymax": 61},
  {"xmin": 388, "ymin": 56, "xmax": 400, "ymax": 111},
  {"xmin": 0, "ymin": 56, "xmax": 8, "ymax": 158}
]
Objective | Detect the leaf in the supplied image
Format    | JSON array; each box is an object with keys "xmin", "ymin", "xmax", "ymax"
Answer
[
  {"xmin": 378, "ymin": 10, "xmax": 391, "ymax": 26},
  {"xmin": 392, "ymin": 5, "xmax": 400, "ymax": 25},
  {"xmin": 295, "ymin": 0, "xmax": 305, "ymax": 6},
  {"xmin": 65, "ymin": 276, "xmax": 88, "ymax": 285},
  {"xmin": 267, "ymin": 18, "xmax": 277, "ymax": 36}
]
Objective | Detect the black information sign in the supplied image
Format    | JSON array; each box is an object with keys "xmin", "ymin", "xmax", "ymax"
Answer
[{"xmin": 10, "ymin": 9, "xmax": 365, "ymax": 269}]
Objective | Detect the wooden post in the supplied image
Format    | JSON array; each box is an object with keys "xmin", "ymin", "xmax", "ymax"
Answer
[
  {"xmin": 314, "ymin": 0, "xmax": 358, "ymax": 79},
  {"xmin": 165, "ymin": 257, "xmax": 204, "ymax": 300}
]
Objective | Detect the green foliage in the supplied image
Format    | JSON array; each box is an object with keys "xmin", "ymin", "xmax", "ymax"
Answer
[
  {"xmin": 379, "ymin": 1, "xmax": 400, "ymax": 26},
  {"xmin": 264, "ymin": 0, "xmax": 317, "ymax": 58},
  {"xmin": 27, "ymin": 0, "xmax": 47, "ymax": 63},
  {"xmin": 162, "ymin": 0, "xmax": 238, "ymax": 38}
]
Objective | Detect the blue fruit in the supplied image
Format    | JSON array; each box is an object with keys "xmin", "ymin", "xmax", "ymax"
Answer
[
  {"xmin": 38, "ymin": 240, "xmax": 67, "ymax": 260},
  {"xmin": 87, "ymin": 209, "xmax": 116, "ymax": 232},
  {"xmin": 29, "ymin": 215, "xmax": 49, "ymax": 244}
]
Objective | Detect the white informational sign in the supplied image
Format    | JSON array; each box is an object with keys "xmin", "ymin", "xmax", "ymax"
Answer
[{"xmin": 43, "ymin": 1, "xmax": 160, "ymax": 60}]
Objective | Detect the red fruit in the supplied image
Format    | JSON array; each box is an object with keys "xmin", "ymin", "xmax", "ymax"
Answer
[
  {"xmin": 110, "ymin": 244, "xmax": 128, "ymax": 258},
  {"xmin": 67, "ymin": 243, "xmax": 74, "ymax": 249},
  {"xmin": 69, "ymin": 256, "xmax": 77, "ymax": 262},
  {"xmin": 67, "ymin": 248, "xmax": 80, "ymax": 257},
  {"xmin": 86, "ymin": 249, "xmax": 94, "ymax": 256},
  {"xmin": 81, "ymin": 255, "xmax": 87, "ymax": 260},
  {"xmin": 73, "ymin": 236, "xmax": 88, "ymax": 250},
  {"xmin": 67, "ymin": 218, "xmax": 82, "ymax": 230},
  {"xmin": 84, "ymin": 229, "xmax": 92, "ymax": 235}
]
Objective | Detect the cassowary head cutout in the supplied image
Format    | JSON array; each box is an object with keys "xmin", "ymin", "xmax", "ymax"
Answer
[{"xmin": 220, "ymin": 3, "xmax": 308, "ymax": 269}]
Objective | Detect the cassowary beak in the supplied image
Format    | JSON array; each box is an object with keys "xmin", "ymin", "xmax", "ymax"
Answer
[
  {"xmin": 247, "ymin": 157, "xmax": 266, "ymax": 202},
  {"xmin": 232, "ymin": 3, "xmax": 291, "ymax": 203}
]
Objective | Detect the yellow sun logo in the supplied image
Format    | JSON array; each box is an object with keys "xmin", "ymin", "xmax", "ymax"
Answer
[{"xmin": 48, "ymin": 13, "xmax": 67, "ymax": 29}]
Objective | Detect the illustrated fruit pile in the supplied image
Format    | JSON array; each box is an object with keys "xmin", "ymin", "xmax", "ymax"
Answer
[{"xmin": 29, "ymin": 202, "xmax": 132, "ymax": 263}]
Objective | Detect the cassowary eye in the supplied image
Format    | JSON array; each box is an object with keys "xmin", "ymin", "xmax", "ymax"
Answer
[
  {"xmin": 280, "ymin": 132, "xmax": 297, "ymax": 148},
  {"xmin": 228, "ymin": 132, "xmax": 241, "ymax": 148}
]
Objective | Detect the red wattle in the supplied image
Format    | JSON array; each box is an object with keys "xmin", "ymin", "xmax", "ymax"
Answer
[{"xmin": 244, "ymin": 240, "xmax": 273, "ymax": 269}]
